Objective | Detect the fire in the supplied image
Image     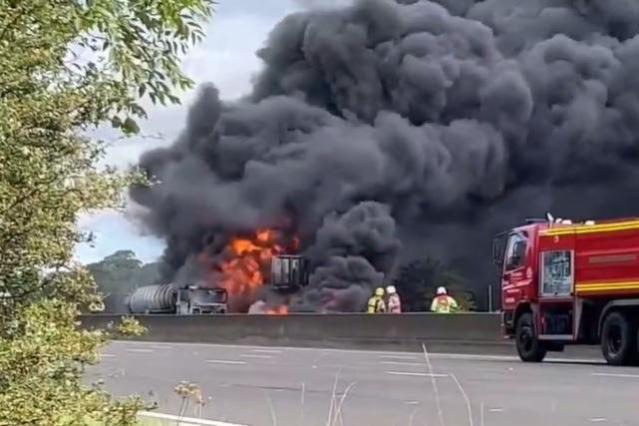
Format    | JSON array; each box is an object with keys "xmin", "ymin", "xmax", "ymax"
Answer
[
  {"xmin": 218, "ymin": 229, "xmax": 284, "ymax": 297},
  {"xmin": 266, "ymin": 305, "xmax": 289, "ymax": 315}
]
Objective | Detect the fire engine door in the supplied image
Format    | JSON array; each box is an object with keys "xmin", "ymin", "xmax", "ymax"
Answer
[
  {"xmin": 538, "ymin": 250, "xmax": 575, "ymax": 339},
  {"xmin": 501, "ymin": 231, "xmax": 531, "ymax": 307}
]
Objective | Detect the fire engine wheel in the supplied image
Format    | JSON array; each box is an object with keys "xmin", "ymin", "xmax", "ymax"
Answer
[
  {"xmin": 515, "ymin": 312, "xmax": 547, "ymax": 362},
  {"xmin": 601, "ymin": 311, "xmax": 636, "ymax": 366}
]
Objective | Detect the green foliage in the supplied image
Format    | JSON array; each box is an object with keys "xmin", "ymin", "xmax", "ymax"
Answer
[
  {"xmin": 392, "ymin": 258, "xmax": 477, "ymax": 312},
  {"xmin": 115, "ymin": 315, "xmax": 147, "ymax": 337},
  {"xmin": 0, "ymin": 0, "xmax": 213, "ymax": 424},
  {"xmin": 0, "ymin": 300, "xmax": 144, "ymax": 426}
]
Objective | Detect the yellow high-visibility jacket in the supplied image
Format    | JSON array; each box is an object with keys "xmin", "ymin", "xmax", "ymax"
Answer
[
  {"xmin": 367, "ymin": 296, "xmax": 386, "ymax": 313},
  {"xmin": 430, "ymin": 295, "xmax": 458, "ymax": 314}
]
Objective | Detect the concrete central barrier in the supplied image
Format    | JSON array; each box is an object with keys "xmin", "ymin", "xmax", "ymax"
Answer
[{"xmin": 80, "ymin": 313, "xmax": 512, "ymax": 354}]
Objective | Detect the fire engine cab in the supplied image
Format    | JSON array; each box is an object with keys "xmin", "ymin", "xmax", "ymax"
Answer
[{"xmin": 493, "ymin": 213, "xmax": 639, "ymax": 365}]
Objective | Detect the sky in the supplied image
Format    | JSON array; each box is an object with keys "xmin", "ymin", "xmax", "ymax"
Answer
[{"xmin": 74, "ymin": 0, "xmax": 353, "ymax": 265}]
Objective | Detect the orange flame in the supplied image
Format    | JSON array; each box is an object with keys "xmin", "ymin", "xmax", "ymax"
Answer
[
  {"xmin": 219, "ymin": 229, "xmax": 284, "ymax": 297},
  {"xmin": 266, "ymin": 305, "xmax": 289, "ymax": 315}
]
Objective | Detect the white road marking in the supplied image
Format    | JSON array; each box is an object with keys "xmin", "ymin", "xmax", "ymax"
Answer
[
  {"xmin": 112, "ymin": 340, "xmax": 603, "ymax": 364},
  {"xmin": 592, "ymin": 372, "xmax": 639, "ymax": 379},
  {"xmin": 380, "ymin": 361, "xmax": 425, "ymax": 367},
  {"xmin": 385, "ymin": 371, "xmax": 448, "ymax": 378},
  {"xmin": 151, "ymin": 345, "xmax": 173, "ymax": 350},
  {"xmin": 206, "ymin": 359, "xmax": 247, "ymax": 365},
  {"xmin": 240, "ymin": 354, "xmax": 272, "ymax": 359},
  {"xmin": 431, "ymin": 352, "xmax": 602, "ymax": 364},
  {"xmin": 126, "ymin": 348, "xmax": 154, "ymax": 353},
  {"xmin": 138, "ymin": 410, "xmax": 247, "ymax": 426},
  {"xmin": 489, "ymin": 408, "xmax": 504, "ymax": 413},
  {"xmin": 100, "ymin": 353, "xmax": 116, "ymax": 358},
  {"xmin": 251, "ymin": 348, "xmax": 282, "ymax": 354},
  {"xmin": 379, "ymin": 354, "xmax": 418, "ymax": 360},
  {"xmin": 404, "ymin": 400, "xmax": 420, "ymax": 405},
  {"xmin": 588, "ymin": 418, "xmax": 608, "ymax": 423}
]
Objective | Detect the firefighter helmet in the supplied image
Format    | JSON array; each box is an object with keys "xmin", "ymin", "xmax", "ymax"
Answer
[
  {"xmin": 436, "ymin": 286, "xmax": 447, "ymax": 295},
  {"xmin": 386, "ymin": 285, "xmax": 396, "ymax": 294}
]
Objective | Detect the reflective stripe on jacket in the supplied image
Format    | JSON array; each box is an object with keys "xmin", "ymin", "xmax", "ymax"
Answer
[{"xmin": 367, "ymin": 297, "xmax": 377, "ymax": 313}]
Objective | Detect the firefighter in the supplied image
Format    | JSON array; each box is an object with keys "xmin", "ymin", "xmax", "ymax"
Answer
[
  {"xmin": 367, "ymin": 287, "xmax": 386, "ymax": 313},
  {"xmin": 386, "ymin": 285, "xmax": 402, "ymax": 313},
  {"xmin": 430, "ymin": 286, "xmax": 458, "ymax": 314}
]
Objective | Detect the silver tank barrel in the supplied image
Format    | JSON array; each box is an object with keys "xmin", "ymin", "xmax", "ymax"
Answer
[{"xmin": 127, "ymin": 284, "xmax": 177, "ymax": 314}]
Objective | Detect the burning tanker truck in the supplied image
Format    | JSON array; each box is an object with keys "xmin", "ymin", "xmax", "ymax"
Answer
[{"xmin": 126, "ymin": 254, "xmax": 310, "ymax": 314}]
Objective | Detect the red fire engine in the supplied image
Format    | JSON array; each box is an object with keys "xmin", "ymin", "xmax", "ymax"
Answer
[{"xmin": 493, "ymin": 214, "xmax": 639, "ymax": 365}]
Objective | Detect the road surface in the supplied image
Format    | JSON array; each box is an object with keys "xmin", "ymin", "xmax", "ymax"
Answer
[{"xmin": 88, "ymin": 341, "xmax": 638, "ymax": 426}]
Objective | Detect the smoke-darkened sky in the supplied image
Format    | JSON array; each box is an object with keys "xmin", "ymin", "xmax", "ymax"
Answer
[
  {"xmin": 130, "ymin": 0, "xmax": 639, "ymax": 311},
  {"xmin": 76, "ymin": 1, "xmax": 317, "ymax": 264}
]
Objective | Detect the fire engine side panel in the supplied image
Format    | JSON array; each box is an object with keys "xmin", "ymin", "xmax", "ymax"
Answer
[
  {"xmin": 540, "ymin": 220, "xmax": 639, "ymax": 298},
  {"xmin": 574, "ymin": 228, "xmax": 639, "ymax": 297}
]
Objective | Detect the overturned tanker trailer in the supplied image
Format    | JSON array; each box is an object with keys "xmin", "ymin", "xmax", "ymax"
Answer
[{"xmin": 127, "ymin": 284, "xmax": 228, "ymax": 315}]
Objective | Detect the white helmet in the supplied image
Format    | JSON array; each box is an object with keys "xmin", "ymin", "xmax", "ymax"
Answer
[
  {"xmin": 436, "ymin": 286, "xmax": 447, "ymax": 295},
  {"xmin": 386, "ymin": 285, "xmax": 396, "ymax": 294}
]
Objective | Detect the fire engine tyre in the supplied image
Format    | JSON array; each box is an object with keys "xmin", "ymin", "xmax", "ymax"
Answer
[
  {"xmin": 601, "ymin": 311, "xmax": 636, "ymax": 366},
  {"xmin": 515, "ymin": 312, "xmax": 547, "ymax": 362}
]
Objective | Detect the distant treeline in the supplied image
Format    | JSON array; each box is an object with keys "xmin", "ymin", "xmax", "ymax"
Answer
[{"xmin": 87, "ymin": 250, "xmax": 161, "ymax": 313}]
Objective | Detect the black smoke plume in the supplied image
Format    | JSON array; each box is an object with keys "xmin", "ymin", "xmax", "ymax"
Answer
[{"xmin": 132, "ymin": 0, "xmax": 639, "ymax": 311}]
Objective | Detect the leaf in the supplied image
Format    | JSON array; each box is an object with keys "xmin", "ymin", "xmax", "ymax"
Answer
[
  {"xmin": 122, "ymin": 117, "xmax": 140, "ymax": 135},
  {"xmin": 111, "ymin": 116, "xmax": 122, "ymax": 128},
  {"xmin": 0, "ymin": 0, "xmax": 214, "ymax": 422}
]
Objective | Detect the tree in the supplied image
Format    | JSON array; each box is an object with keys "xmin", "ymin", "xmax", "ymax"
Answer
[
  {"xmin": 87, "ymin": 250, "xmax": 161, "ymax": 313},
  {"xmin": 392, "ymin": 258, "xmax": 477, "ymax": 312},
  {"xmin": 0, "ymin": 1, "xmax": 214, "ymax": 424},
  {"xmin": 88, "ymin": 250, "xmax": 142, "ymax": 295}
]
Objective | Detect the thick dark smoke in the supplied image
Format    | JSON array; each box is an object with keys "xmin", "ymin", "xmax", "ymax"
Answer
[{"xmin": 132, "ymin": 0, "xmax": 639, "ymax": 311}]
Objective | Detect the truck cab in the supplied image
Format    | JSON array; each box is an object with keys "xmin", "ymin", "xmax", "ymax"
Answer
[
  {"xmin": 176, "ymin": 286, "xmax": 228, "ymax": 315},
  {"xmin": 493, "ymin": 215, "xmax": 639, "ymax": 365}
]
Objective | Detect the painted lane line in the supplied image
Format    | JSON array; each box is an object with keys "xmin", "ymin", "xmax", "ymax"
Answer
[
  {"xmin": 138, "ymin": 410, "xmax": 247, "ymax": 426},
  {"xmin": 206, "ymin": 359, "xmax": 247, "ymax": 365},
  {"xmin": 126, "ymin": 348, "xmax": 154, "ymax": 353},
  {"xmin": 100, "ymin": 353, "xmax": 116, "ymax": 358},
  {"xmin": 431, "ymin": 352, "xmax": 602, "ymax": 364},
  {"xmin": 251, "ymin": 348, "xmax": 282, "ymax": 354},
  {"xmin": 150, "ymin": 345, "xmax": 173, "ymax": 350},
  {"xmin": 489, "ymin": 408, "xmax": 504, "ymax": 413},
  {"xmin": 588, "ymin": 418, "xmax": 608, "ymax": 423},
  {"xmin": 379, "ymin": 354, "xmax": 418, "ymax": 360},
  {"xmin": 114, "ymin": 340, "xmax": 604, "ymax": 364},
  {"xmin": 592, "ymin": 372, "xmax": 639, "ymax": 379},
  {"xmin": 240, "ymin": 354, "xmax": 272, "ymax": 359},
  {"xmin": 385, "ymin": 371, "xmax": 448, "ymax": 378},
  {"xmin": 380, "ymin": 361, "xmax": 425, "ymax": 367}
]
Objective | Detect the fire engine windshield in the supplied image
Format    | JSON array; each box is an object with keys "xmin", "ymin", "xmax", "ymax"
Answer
[{"xmin": 505, "ymin": 232, "xmax": 527, "ymax": 270}]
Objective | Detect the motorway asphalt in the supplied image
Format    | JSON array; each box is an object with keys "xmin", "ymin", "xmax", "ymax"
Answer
[{"xmin": 87, "ymin": 341, "xmax": 639, "ymax": 426}]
